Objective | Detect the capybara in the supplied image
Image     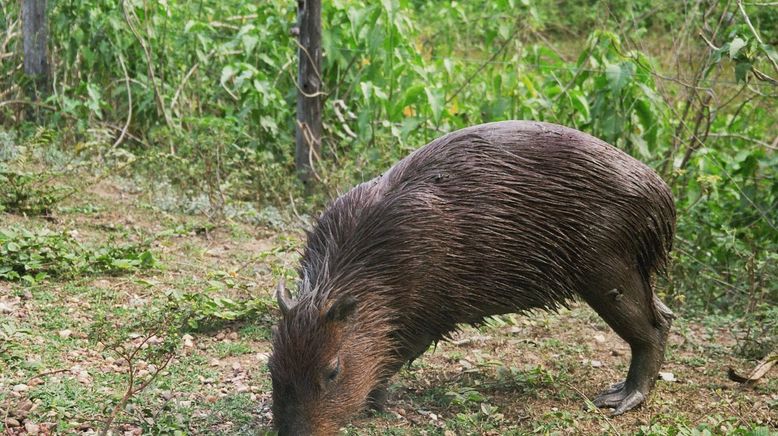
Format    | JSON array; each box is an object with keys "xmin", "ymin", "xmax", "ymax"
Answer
[{"xmin": 269, "ymin": 121, "xmax": 676, "ymax": 434}]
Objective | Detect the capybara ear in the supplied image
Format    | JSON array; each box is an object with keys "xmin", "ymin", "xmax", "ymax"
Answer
[
  {"xmin": 325, "ymin": 295, "xmax": 357, "ymax": 323},
  {"xmin": 276, "ymin": 279, "xmax": 295, "ymax": 316}
]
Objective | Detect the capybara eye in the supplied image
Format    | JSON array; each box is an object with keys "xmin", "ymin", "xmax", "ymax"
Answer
[{"xmin": 325, "ymin": 358, "xmax": 341, "ymax": 382}]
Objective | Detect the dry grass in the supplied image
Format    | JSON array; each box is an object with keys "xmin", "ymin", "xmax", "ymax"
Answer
[{"xmin": 0, "ymin": 178, "xmax": 775, "ymax": 435}]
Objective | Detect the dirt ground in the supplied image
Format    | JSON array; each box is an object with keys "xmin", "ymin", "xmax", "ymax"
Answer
[{"xmin": 0, "ymin": 180, "xmax": 775, "ymax": 435}]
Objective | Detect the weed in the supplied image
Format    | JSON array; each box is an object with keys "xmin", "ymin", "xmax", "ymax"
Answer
[
  {"xmin": 0, "ymin": 226, "xmax": 159, "ymax": 284},
  {"xmin": 0, "ymin": 166, "xmax": 66, "ymax": 215},
  {"xmin": 0, "ymin": 322, "xmax": 30, "ymax": 363},
  {"xmin": 0, "ymin": 227, "xmax": 82, "ymax": 283},
  {"xmin": 166, "ymin": 289, "xmax": 275, "ymax": 330}
]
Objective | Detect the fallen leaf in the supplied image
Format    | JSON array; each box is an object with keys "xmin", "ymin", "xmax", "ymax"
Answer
[{"xmin": 728, "ymin": 354, "xmax": 776, "ymax": 385}]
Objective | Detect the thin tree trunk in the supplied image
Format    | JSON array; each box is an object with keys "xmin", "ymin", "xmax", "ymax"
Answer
[
  {"xmin": 295, "ymin": 0, "xmax": 322, "ymax": 194},
  {"xmin": 22, "ymin": 0, "xmax": 50, "ymax": 98}
]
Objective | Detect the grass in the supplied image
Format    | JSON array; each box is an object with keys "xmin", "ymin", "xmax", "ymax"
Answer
[{"xmin": 1, "ymin": 174, "xmax": 776, "ymax": 435}]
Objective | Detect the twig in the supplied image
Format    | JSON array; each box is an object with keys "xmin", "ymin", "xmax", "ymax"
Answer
[
  {"xmin": 293, "ymin": 38, "xmax": 323, "ymax": 82},
  {"xmin": 699, "ymin": 31, "xmax": 721, "ymax": 51},
  {"xmin": 27, "ymin": 368, "xmax": 71, "ymax": 382},
  {"xmin": 221, "ymin": 80, "xmax": 239, "ymax": 101},
  {"xmin": 121, "ymin": 0, "xmax": 175, "ymax": 129},
  {"xmin": 0, "ymin": 99, "xmax": 58, "ymax": 111},
  {"xmin": 751, "ymin": 66, "xmax": 778, "ymax": 85},
  {"xmin": 737, "ymin": 0, "xmax": 778, "ymax": 74},
  {"xmin": 100, "ymin": 330, "xmax": 175, "ymax": 436},
  {"xmin": 170, "ymin": 48, "xmax": 217, "ymax": 115},
  {"xmin": 324, "ymin": 50, "xmax": 361, "ymax": 103},
  {"xmin": 223, "ymin": 14, "xmax": 258, "ymax": 22},
  {"xmin": 296, "ymin": 120, "xmax": 323, "ymax": 183},
  {"xmin": 707, "ymin": 132, "xmax": 778, "ymax": 149},
  {"xmin": 288, "ymin": 68, "xmax": 328, "ymax": 98},
  {"xmin": 102, "ymin": 123, "xmax": 152, "ymax": 148},
  {"xmin": 445, "ymin": 19, "xmax": 520, "ymax": 106},
  {"xmin": 112, "ymin": 52, "xmax": 132, "ymax": 149},
  {"xmin": 288, "ymin": 191, "xmax": 311, "ymax": 228}
]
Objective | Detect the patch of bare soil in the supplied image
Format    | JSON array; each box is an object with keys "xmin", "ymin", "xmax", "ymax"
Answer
[{"xmin": 1, "ymin": 179, "xmax": 774, "ymax": 435}]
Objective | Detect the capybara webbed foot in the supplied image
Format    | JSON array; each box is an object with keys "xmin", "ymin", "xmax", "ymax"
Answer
[{"xmin": 593, "ymin": 381, "xmax": 646, "ymax": 415}]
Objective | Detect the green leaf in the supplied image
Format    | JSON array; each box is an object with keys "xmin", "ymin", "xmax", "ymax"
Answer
[
  {"xmin": 242, "ymin": 34, "xmax": 259, "ymax": 53},
  {"xmin": 734, "ymin": 61, "xmax": 751, "ymax": 83},
  {"xmin": 605, "ymin": 63, "xmax": 633, "ymax": 93},
  {"xmin": 729, "ymin": 37, "xmax": 746, "ymax": 59},
  {"xmin": 570, "ymin": 92, "xmax": 590, "ymax": 120},
  {"xmin": 425, "ymin": 88, "xmax": 444, "ymax": 123},
  {"xmin": 220, "ymin": 65, "xmax": 235, "ymax": 86},
  {"xmin": 359, "ymin": 81, "xmax": 373, "ymax": 102}
]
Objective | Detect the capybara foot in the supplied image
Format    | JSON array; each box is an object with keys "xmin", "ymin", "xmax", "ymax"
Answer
[
  {"xmin": 367, "ymin": 386, "xmax": 388, "ymax": 412},
  {"xmin": 593, "ymin": 381, "xmax": 646, "ymax": 415}
]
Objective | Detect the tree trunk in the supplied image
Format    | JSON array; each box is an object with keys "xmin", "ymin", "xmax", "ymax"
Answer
[
  {"xmin": 22, "ymin": 0, "xmax": 50, "ymax": 97},
  {"xmin": 295, "ymin": 0, "xmax": 322, "ymax": 193}
]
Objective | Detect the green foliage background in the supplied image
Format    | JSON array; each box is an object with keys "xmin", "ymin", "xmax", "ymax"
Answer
[{"xmin": 1, "ymin": 0, "xmax": 776, "ymax": 354}]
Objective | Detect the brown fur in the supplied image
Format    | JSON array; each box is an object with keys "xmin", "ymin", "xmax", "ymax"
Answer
[{"xmin": 269, "ymin": 121, "xmax": 676, "ymax": 434}]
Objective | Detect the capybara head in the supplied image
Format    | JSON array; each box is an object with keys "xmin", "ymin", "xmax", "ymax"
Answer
[{"xmin": 269, "ymin": 282, "xmax": 385, "ymax": 435}]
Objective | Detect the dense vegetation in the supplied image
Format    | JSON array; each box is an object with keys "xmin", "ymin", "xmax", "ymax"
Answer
[{"xmin": 1, "ymin": 0, "xmax": 776, "ymax": 434}]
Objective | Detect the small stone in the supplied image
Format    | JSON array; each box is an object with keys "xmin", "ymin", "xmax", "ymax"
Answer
[
  {"xmin": 25, "ymin": 422, "xmax": 40, "ymax": 435},
  {"xmin": 459, "ymin": 359, "xmax": 473, "ymax": 370},
  {"xmin": 231, "ymin": 362, "xmax": 242, "ymax": 371},
  {"xmin": 76, "ymin": 422, "xmax": 92, "ymax": 431},
  {"xmin": 12, "ymin": 399, "xmax": 34, "ymax": 418},
  {"xmin": 594, "ymin": 334, "xmax": 606, "ymax": 343},
  {"xmin": 227, "ymin": 332, "xmax": 239, "ymax": 340},
  {"xmin": 659, "ymin": 371, "xmax": 676, "ymax": 382},
  {"xmin": 0, "ymin": 301, "xmax": 15, "ymax": 314},
  {"xmin": 5, "ymin": 418, "xmax": 21, "ymax": 427},
  {"xmin": 182, "ymin": 334, "xmax": 194, "ymax": 348},
  {"xmin": 12, "ymin": 384, "xmax": 28, "ymax": 392},
  {"xmin": 77, "ymin": 370, "xmax": 91, "ymax": 384},
  {"xmin": 146, "ymin": 335, "xmax": 163, "ymax": 345},
  {"xmin": 256, "ymin": 352, "xmax": 269, "ymax": 363},
  {"xmin": 59, "ymin": 329, "xmax": 73, "ymax": 339},
  {"xmin": 590, "ymin": 360, "xmax": 603, "ymax": 368}
]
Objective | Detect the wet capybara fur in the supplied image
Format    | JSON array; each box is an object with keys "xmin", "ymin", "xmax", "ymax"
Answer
[{"xmin": 269, "ymin": 121, "xmax": 676, "ymax": 434}]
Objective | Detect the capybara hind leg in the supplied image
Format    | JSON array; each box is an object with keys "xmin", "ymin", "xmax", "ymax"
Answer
[{"xmin": 582, "ymin": 271, "xmax": 673, "ymax": 415}]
